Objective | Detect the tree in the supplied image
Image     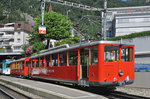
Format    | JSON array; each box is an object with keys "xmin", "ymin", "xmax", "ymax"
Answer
[
  {"xmin": 22, "ymin": 41, "xmax": 45, "ymax": 57},
  {"xmin": 56, "ymin": 36, "xmax": 80, "ymax": 46},
  {"xmin": 29, "ymin": 11, "xmax": 73, "ymax": 48}
]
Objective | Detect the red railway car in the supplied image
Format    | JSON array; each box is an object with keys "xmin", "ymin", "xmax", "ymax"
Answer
[
  {"xmin": 10, "ymin": 41, "xmax": 135, "ymax": 87},
  {"xmin": 10, "ymin": 57, "xmax": 30, "ymax": 77}
]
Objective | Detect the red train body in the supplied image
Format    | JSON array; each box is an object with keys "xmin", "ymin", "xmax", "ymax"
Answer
[{"xmin": 10, "ymin": 41, "xmax": 135, "ymax": 87}]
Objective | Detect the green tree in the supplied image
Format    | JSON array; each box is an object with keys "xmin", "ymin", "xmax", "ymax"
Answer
[
  {"xmin": 56, "ymin": 36, "xmax": 80, "ymax": 46},
  {"xmin": 29, "ymin": 11, "xmax": 73, "ymax": 48}
]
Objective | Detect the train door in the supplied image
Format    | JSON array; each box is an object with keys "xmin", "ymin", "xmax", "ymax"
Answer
[
  {"xmin": 79, "ymin": 48, "xmax": 89, "ymax": 86},
  {"xmin": 119, "ymin": 46, "xmax": 134, "ymax": 82},
  {"xmin": 104, "ymin": 45, "xmax": 120, "ymax": 82}
]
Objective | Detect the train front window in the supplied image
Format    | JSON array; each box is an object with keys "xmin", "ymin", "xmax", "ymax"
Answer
[
  {"xmin": 6, "ymin": 64, "xmax": 10, "ymax": 68},
  {"xmin": 104, "ymin": 46, "xmax": 120, "ymax": 62},
  {"xmin": 121, "ymin": 47, "xmax": 133, "ymax": 62}
]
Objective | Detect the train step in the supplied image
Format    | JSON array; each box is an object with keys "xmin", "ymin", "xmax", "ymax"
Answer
[{"xmin": 78, "ymin": 79, "xmax": 89, "ymax": 86}]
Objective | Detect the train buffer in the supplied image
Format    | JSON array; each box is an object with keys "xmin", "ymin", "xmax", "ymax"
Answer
[{"xmin": 0, "ymin": 76, "xmax": 107, "ymax": 99}]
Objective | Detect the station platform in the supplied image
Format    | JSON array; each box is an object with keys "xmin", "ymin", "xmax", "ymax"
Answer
[
  {"xmin": 0, "ymin": 76, "xmax": 107, "ymax": 99},
  {"xmin": 127, "ymin": 72, "xmax": 150, "ymax": 88}
]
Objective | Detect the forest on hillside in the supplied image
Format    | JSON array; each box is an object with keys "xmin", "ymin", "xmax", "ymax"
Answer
[{"xmin": 0, "ymin": 0, "xmax": 149, "ymax": 38}]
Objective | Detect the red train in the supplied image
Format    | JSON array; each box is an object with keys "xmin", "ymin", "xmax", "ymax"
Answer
[{"xmin": 10, "ymin": 41, "xmax": 135, "ymax": 87}]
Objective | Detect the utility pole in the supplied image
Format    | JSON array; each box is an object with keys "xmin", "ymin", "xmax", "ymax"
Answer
[
  {"xmin": 41, "ymin": 0, "xmax": 45, "ymax": 25},
  {"xmin": 102, "ymin": 0, "xmax": 107, "ymax": 40}
]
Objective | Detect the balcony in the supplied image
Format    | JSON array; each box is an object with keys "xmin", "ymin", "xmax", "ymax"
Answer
[
  {"xmin": 0, "ymin": 27, "xmax": 14, "ymax": 32},
  {"xmin": 0, "ymin": 35, "xmax": 14, "ymax": 40},
  {"xmin": 0, "ymin": 41, "xmax": 12, "ymax": 47}
]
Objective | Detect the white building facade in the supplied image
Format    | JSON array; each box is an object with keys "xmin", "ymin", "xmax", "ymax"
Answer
[
  {"xmin": 115, "ymin": 13, "xmax": 150, "ymax": 36},
  {"xmin": 103, "ymin": 6, "xmax": 150, "ymax": 37},
  {"xmin": 0, "ymin": 22, "xmax": 32, "ymax": 53}
]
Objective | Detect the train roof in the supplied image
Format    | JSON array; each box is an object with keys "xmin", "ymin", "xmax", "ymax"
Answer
[
  {"xmin": 10, "ymin": 58, "xmax": 26, "ymax": 63},
  {"xmin": 0, "ymin": 61, "xmax": 12, "ymax": 64},
  {"xmin": 30, "ymin": 40, "xmax": 134, "ymax": 59}
]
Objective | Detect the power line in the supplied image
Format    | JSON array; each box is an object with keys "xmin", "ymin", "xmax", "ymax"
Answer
[{"xmin": 37, "ymin": 0, "xmax": 103, "ymax": 11}]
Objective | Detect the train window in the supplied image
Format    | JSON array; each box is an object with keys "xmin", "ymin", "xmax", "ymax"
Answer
[
  {"xmin": 40, "ymin": 57, "xmax": 44, "ymax": 67},
  {"xmin": 121, "ymin": 47, "xmax": 133, "ymax": 62},
  {"xmin": 104, "ymin": 46, "xmax": 120, "ymax": 62},
  {"xmin": 6, "ymin": 63, "xmax": 10, "ymax": 68},
  {"xmin": 46, "ymin": 55, "xmax": 50, "ymax": 67},
  {"xmin": 80, "ymin": 48, "xmax": 89, "ymax": 66},
  {"xmin": 0, "ymin": 64, "xmax": 2, "ymax": 68},
  {"xmin": 26, "ymin": 61, "xmax": 29, "ymax": 67},
  {"xmin": 59, "ymin": 52, "xmax": 67, "ymax": 66},
  {"xmin": 52, "ymin": 54, "xmax": 58, "ymax": 66},
  {"xmin": 36, "ymin": 58, "xmax": 39, "ymax": 67},
  {"xmin": 13, "ymin": 63, "xmax": 15, "ymax": 69},
  {"xmin": 69, "ymin": 50, "xmax": 78, "ymax": 66},
  {"xmin": 32, "ymin": 60, "xmax": 35, "ymax": 67},
  {"xmin": 22, "ymin": 62, "xmax": 24, "ymax": 69},
  {"xmin": 91, "ymin": 47, "xmax": 98, "ymax": 65},
  {"xmin": 15, "ymin": 63, "xmax": 17, "ymax": 69},
  {"xmin": 20, "ymin": 64, "xmax": 21, "ymax": 69}
]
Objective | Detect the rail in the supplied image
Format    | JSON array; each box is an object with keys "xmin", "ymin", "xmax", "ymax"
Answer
[{"xmin": 0, "ymin": 84, "xmax": 31, "ymax": 99}]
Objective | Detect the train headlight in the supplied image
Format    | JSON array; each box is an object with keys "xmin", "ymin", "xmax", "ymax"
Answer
[{"xmin": 119, "ymin": 70, "xmax": 124, "ymax": 76}]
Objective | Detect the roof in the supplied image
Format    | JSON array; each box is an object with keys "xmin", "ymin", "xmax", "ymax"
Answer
[
  {"xmin": 30, "ymin": 40, "xmax": 134, "ymax": 59},
  {"xmin": 11, "ymin": 58, "xmax": 26, "ymax": 63}
]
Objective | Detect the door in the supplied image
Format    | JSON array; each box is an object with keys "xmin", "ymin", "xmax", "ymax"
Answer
[{"xmin": 80, "ymin": 48, "xmax": 89, "ymax": 80}]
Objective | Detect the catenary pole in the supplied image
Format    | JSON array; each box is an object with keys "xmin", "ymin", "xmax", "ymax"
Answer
[
  {"xmin": 41, "ymin": 0, "xmax": 45, "ymax": 25},
  {"xmin": 103, "ymin": 0, "xmax": 107, "ymax": 40}
]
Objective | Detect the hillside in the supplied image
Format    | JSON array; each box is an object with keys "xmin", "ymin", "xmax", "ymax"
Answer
[{"xmin": 0, "ymin": 0, "xmax": 149, "ymax": 38}]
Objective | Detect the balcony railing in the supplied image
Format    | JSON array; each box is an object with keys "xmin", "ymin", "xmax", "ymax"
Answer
[
  {"xmin": 0, "ymin": 35, "xmax": 14, "ymax": 39},
  {"xmin": 0, "ymin": 27, "xmax": 14, "ymax": 32}
]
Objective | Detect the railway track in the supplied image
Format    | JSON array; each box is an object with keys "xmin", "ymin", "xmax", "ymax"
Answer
[
  {"xmin": 105, "ymin": 91, "xmax": 150, "ymax": 99},
  {"xmin": 0, "ymin": 84, "xmax": 31, "ymax": 99}
]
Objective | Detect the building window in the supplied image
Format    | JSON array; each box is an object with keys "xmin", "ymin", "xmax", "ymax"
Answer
[
  {"xmin": 18, "ymin": 32, "xmax": 21, "ymax": 35},
  {"xmin": 17, "ymin": 38, "xmax": 20, "ymax": 43},
  {"xmin": 3, "ymin": 41, "xmax": 9, "ymax": 45},
  {"xmin": 0, "ymin": 34, "xmax": 3, "ymax": 37},
  {"xmin": 0, "ymin": 42, "xmax": 2, "ymax": 45},
  {"xmin": 14, "ymin": 46, "xmax": 21, "ymax": 50},
  {"xmin": 18, "ymin": 24, "xmax": 21, "ymax": 28}
]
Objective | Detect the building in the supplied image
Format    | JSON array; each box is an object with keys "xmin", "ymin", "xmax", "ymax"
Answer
[
  {"xmin": 0, "ymin": 22, "xmax": 32, "ymax": 53},
  {"xmin": 122, "ymin": 36, "xmax": 150, "ymax": 72},
  {"xmin": 146, "ymin": 0, "xmax": 150, "ymax": 3},
  {"xmin": 103, "ymin": 6, "xmax": 150, "ymax": 37}
]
